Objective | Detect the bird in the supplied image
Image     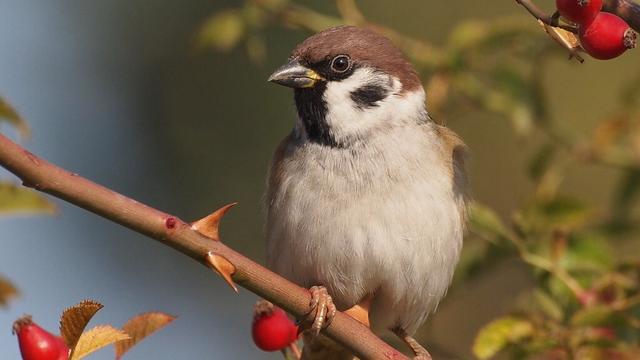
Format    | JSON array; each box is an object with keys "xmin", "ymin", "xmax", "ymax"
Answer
[{"xmin": 264, "ymin": 25, "xmax": 469, "ymax": 360}]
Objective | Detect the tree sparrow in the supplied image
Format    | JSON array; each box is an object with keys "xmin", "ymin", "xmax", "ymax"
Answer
[{"xmin": 265, "ymin": 25, "xmax": 469, "ymax": 359}]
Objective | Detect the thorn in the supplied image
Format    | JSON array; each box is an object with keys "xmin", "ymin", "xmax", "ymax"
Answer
[
  {"xmin": 288, "ymin": 342, "xmax": 302, "ymax": 359},
  {"xmin": 192, "ymin": 203, "xmax": 237, "ymax": 241},
  {"xmin": 206, "ymin": 251, "xmax": 238, "ymax": 293}
]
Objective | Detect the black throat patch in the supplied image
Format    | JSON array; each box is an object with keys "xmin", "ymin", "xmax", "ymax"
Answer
[{"xmin": 294, "ymin": 83, "xmax": 338, "ymax": 147}]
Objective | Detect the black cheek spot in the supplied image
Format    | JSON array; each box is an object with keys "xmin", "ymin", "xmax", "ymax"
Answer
[{"xmin": 350, "ymin": 84, "xmax": 390, "ymax": 109}]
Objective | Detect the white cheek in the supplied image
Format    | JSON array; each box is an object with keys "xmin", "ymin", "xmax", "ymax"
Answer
[{"xmin": 322, "ymin": 67, "xmax": 426, "ymax": 143}]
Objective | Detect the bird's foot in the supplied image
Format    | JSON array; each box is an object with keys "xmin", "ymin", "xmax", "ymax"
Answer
[
  {"xmin": 302, "ymin": 286, "xmax": 336, "ymax": 337},
  {"xmin": 393, "ymin": 328, "xmax": 432, "ymax": 360},
  {"xmin": 412, "ymin": 355, "xmax": 431, "ymax": 360}
]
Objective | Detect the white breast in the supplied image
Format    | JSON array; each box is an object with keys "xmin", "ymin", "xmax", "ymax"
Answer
[{"xmin": 265, "ymin": 100, "xmax": 465, "ymax": 334}]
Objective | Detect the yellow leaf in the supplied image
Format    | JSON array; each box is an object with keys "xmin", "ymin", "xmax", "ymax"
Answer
[
  {"xmin": 0, "ymin": 95, "xmax": 29, "ymax": 138},
  {"xmin": 60, "ymin": 299, "xmax": 104, "ymax": 350},
  {"xmin": 472, "ymin": 317, "xmax": 533, "ymax": 359},
  {"xmin": 0, "ymin": 182, "xmax": 56, "ymax": 215},
  {"xmin": 537, "ymin": 21, "xmax": 584, "ymax": 63},
  {"xmin": 195, "ymin": 9, "xmax": 245, "ymax": 51},
  {"xmin": 114, "ymin": 312, "xmax": 176, "ymax": 359},
  {"xmin": 0, "ymin": 274, "xmax": 19, "ymax": 307},
  {"xmin": 69, "ymin": 325, "xmax": 129, "ymax": 360}
]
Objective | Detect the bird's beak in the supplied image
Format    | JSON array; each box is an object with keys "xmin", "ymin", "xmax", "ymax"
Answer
[{"xmin": 268, "ymin": 59, "xmax": 324, "ymax": 88}]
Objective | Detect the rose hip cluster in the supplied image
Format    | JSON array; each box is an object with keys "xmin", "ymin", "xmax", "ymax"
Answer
[{"xmin": 556, "ymin": 0, "xmax": 637, "ymax": 59}]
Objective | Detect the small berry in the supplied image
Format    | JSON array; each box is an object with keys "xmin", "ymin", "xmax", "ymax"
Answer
[
  {"xmin": 556, "ymin": 0, "xmax": 603, "ymax": 25},
  {"xmin": 251, "ymin": 301, "xmax": 298, "ymax": 352},
  {"xmin": 588, "ymin": 327, "xmax": 616, "ymax": 341},
  {"xmin": 577, "ymin": 290, "xmax": 597, "ymax": 306},
  {"xmin": 12, "ymin": 315, "xmax": 69, "ymax": 360},
  {"xmin": 579, "ymin": 12, "xmax": 637, "ymax": 60}
]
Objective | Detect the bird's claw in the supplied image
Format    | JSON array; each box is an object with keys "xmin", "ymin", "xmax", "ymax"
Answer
[
  {"xmin": 413, "ymin": 355, "xmax": 431, "ymax": 360},
  {"xmin": 304, "ymin": 286, "xmax": 336, "ymax": 337},
  {"xmin": 394, "ymin": 327, "xmax": 432, "ymax": 360}
]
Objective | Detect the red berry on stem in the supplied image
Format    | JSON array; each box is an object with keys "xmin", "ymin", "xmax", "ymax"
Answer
[
  {"xmin": 556, "ymin": 0, "xmax": 603, "ymax": 25},
  {"xmin": 12, "ymin": 315, "xmax": 69, "ymax": 360},
  {"xmin": 252, "ymin": 301, "xmax": 298, "ymax": 352},
  {"xmin": 579, "ymin": 12, "xmax": 637, "ymax": 60}
]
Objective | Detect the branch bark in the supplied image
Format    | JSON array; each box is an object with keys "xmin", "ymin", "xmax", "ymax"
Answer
[
  {"xmin": 604, "ymin": 0, "xmax": 640, "ymax": 32},
  {"xmin": 515, "ymin": 0, "xmax": 579, "ymax": 32},
  {"xmin": 0, "ymin": 132, "xmax": 407, "ymax": 360}
]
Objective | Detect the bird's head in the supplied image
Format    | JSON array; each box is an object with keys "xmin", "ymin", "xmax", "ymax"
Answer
[{"xmin": 269, "ymin": 25, "xmax": 427, "ymax": 148}]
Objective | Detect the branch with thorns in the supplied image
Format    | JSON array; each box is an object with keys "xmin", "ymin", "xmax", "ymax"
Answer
[{"xmin": 0, "ymin": 132, "xmax": 408, "ymax": 360}]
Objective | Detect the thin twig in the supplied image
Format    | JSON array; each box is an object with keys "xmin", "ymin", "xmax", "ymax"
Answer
[
  {"xmin": 336, "ymin": 0, "xmax": 366, "ymax": 24},
  {"xmin": 515, "ymin": 0, "xmax": 579, "ymax": 33},
  {"xmin": 0, "ymin": 133, "xmax": 406, "ymax": 360}
]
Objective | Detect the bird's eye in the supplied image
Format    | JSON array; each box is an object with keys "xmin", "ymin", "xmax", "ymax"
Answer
[{"xmin": 330, "ymin": 55, "xmax": 351, "ymax": 73}]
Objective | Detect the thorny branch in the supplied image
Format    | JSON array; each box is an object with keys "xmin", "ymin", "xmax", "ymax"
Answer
[
  {"xmin": 0, "ymin": 132, "xmax": 407, "ymax": 360},
  {"xmin": 3, "ymin": 1, "xmax": 640, "ymax": 357}
]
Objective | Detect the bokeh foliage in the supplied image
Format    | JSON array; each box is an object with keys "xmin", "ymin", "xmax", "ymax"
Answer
[
  {"xmin": 198, "ymin": 0, "xmax": 640, "ymax": 358},
  {"xmin": 0, "ymin": 96, "xmax": 55, "ymax": 308}
]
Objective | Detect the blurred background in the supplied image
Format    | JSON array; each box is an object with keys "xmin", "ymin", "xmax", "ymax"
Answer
[{"xmin": 1, "ymin": 0, "xmax": 639, "ymax": 359}]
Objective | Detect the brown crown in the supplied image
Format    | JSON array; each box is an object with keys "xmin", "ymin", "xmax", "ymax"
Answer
[{"xmin": 291, "ymin": 25, "xmax": 422, "ymax": 92}]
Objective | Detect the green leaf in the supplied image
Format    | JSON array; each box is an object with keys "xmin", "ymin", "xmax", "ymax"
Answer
[
  {"xmin": 510, "ymin": 104, "xmax": 534, "ymax": 137},
  {"xmin": 570, "ymin": 305, "xmax": 614, "ymax": 327},
  {"xmin": 521, "ymin": 196, "xmax": 591, "ymax": 232},
  {"xmin": 539, "ymin": 197, "xmax": 590, "ymax": 227},
  {"xmin": 448, "ymin": 21, "xmax": 489, "ymax": 51},
  {"xmin": 0, "ymin": 182, "xmax": 56, "ymax": 215},
  {"xmin": 473, "ymin": 317, "xmax": 534, "ymax": 359},
  {"xmin": 547, "ymin": 276, "xmax": 576, "ymax": 309},
  {"xmin": 196, "ymin": 9, "xmax": 246, "ymax": 51},
  {"xmin": 491, "ymin": 66, "xmax": 537, "ymax": 136},
  {"xmin": 563, "ymin": 233, "xmax": 614, "ymax": 273},
  {"xmin": 528, "ymin": 145, "xmax": 556, "ymax": 182},
  {"xmin": 468, "ymin": 202, "xmax": 509, "ymax": 243},
  {"xmin": 0, "ymin": 96, "xmax": 29, "ymax": 138},
  {"xmin": 532, "ymin": 289, "xmax": 563, "ymax": 321},
  {"xmin": 612, "ymin": 169, "xmax": 640, "ymax": 219}
]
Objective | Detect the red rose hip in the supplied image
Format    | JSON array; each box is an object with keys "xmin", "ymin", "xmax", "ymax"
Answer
[
  {"xmin": 252, "ymin": 301, "xmax": 298, "ymax": 352},
  {"xmin": 579, "ymin": 12, "xmax": 637, "ymax": 60},
  {"xmin": 556, "ymin": 0, "xmax": 602, "ymax": 25},
  {"xmin": 12, "ymin": 315, "xmax": 69, "ymax": 360}
]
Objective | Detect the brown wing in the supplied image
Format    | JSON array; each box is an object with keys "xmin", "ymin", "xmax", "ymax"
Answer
[
  {"xmin": 435, "ymin": 124, "xmax": 470, "ymax": 222},
  {"xmin": 265, "ymin": 133, "xmax": 295, "ymax": 213}
]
